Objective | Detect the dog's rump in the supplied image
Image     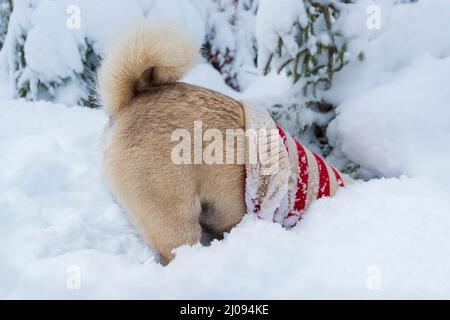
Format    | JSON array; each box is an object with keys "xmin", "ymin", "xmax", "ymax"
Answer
[{"xmin": 242, "ymin": 102, "xmax": 351, "ymax": 229}]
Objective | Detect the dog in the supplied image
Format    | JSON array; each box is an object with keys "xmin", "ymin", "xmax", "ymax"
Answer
[{"xmin": 98, "ymin": 23, "xmax": 350, "ymax": 264}]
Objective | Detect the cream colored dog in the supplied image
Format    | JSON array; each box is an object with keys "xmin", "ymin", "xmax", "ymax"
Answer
[
  {"xmin": 99, "ymin": 23, "xmax": 348, "ymax": 264},
  {"xmin": 99, "ymin": 23, "xmax": 247, "ymax": 264}
]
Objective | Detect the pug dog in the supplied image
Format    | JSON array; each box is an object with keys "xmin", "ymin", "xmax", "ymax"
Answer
[{"xmin": 98, "ymin": 22, "xmax": 349, "ymax": 264}]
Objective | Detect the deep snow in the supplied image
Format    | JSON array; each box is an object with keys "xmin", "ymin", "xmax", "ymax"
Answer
[
  {"xmin": 1, "ymin": 0, "xmax": 450, "ymax": 299},
  {"xmin": 1, "ymin": 68, "xmax": 450, "ymax": 298}
]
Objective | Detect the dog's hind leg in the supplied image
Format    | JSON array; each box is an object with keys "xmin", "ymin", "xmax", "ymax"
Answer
[{"xmin": 130, "ymin": 195, "xmax": 202, "ymax": 265}]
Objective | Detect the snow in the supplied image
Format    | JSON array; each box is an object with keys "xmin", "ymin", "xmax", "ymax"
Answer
[
  {"xmin": 327, "ymin": 0, "xmax": 450, "ymax": 104},
  {"xmin": 183, "ymin": 63, "xmax": 239, "ymax": 98},
  {"xmin": 256, "ymin": 0, "xmax": 307, "ymax": 69},
  {"xmin": 25, "ymin": 1, "xmax": 84, "ymax": 81},
  {"xmin": 58, "ymin": 0, "xmax": 146, "ymax": 57},
  {"xmin": 326, "ymin": 0, "xmax": 450, "ymax": 178},
  {"xmin": 0, "ymin": 100, "xmax": 449, "ymax": 298},
  {"xmin": 329, "ymin": 55, "xmax": 450, "ymax": 178},
  {"xmin": 0, "ymin": 0, "xmax": 206, "ymax": 104},
  {"xmin": 2, "ymin": 71, "xmax": 450, "ymax": 298},
  {"xmin": 1, "ymin": 0, "xmax": 450, "ymax": 299}
]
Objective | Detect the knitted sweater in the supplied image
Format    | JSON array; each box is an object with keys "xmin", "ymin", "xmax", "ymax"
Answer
[{"xmin": 243, "ymin": 102, "xmax": 351, "ymax": 229}]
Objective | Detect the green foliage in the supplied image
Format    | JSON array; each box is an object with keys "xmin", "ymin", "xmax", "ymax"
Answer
[
  {"xmin": 264, "ymin": 0, "xmax": 356, "ymax": 100},
  {"xmin": 202, "ymin": 0, "xmax": 258, "ymax": 91},
  {"xmin": 0, "ymin": 0, "xmax": 12, "ymax": 49},
  {"xmin": 14, "ymin": 36, "xmax": 100, "ymax": 107},
  {"xmin": 263, "ymin": 1, "xmax": 363, "ymax": 173}
]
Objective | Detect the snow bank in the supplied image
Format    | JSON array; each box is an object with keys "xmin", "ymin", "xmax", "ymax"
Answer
[
  {"xmin": 1, "ymin": 99, "xmax": 450, "ymax": 299},
  {"xmin": 329, "ymin": 56, "xmax": 450, "ymax": 178},
  {"xmin": 327, "ymin": 0, "xmax": 450, "ymax": 178}
]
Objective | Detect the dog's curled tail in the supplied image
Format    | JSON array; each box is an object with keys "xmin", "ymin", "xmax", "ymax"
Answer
[{"xmin": 97, "ymin": 22, "xmax": 198, "ymax": 115}]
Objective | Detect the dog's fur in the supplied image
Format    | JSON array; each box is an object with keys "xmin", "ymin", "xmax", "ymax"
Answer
[{"xmin": 99, "ymin": 23, "xmax": 246, "ymax": 263}]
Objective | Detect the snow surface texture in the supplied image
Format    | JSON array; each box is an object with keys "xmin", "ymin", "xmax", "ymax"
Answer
[{"xmin": 1, "ymin": 0, "xmax": 450, "ymax": 298}]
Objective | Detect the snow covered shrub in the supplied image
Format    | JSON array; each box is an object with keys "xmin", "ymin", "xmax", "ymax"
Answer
[
  {"xmin": 1, "ymin": 0, "xmax": 256, "ymax": 106},
  {"xmin": 202, "ymin": 0, "xmax": 259, "ymax": 91},
  {"xmin": 0, "ymin": 0, "xmax": 12, "ymax": 49},
  {"xmin": 0, "ymin": 0, "xmax": 206, "ymax": 107},
  {"xmin": 0, "ymin": 0, "xmax": 102, "ymax": 107},
  {"xmin": 256, "ymin": 0, "xmax": 358, "ymax": 165},
  {"xmin": 259, "ymin": 0, "xmax": 353, "ymax": 97}
]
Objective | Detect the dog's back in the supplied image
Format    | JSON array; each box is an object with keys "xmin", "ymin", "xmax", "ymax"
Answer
[{"xmin": 98, "ymin": 23, "xmax": 246, "ymax": 263}]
